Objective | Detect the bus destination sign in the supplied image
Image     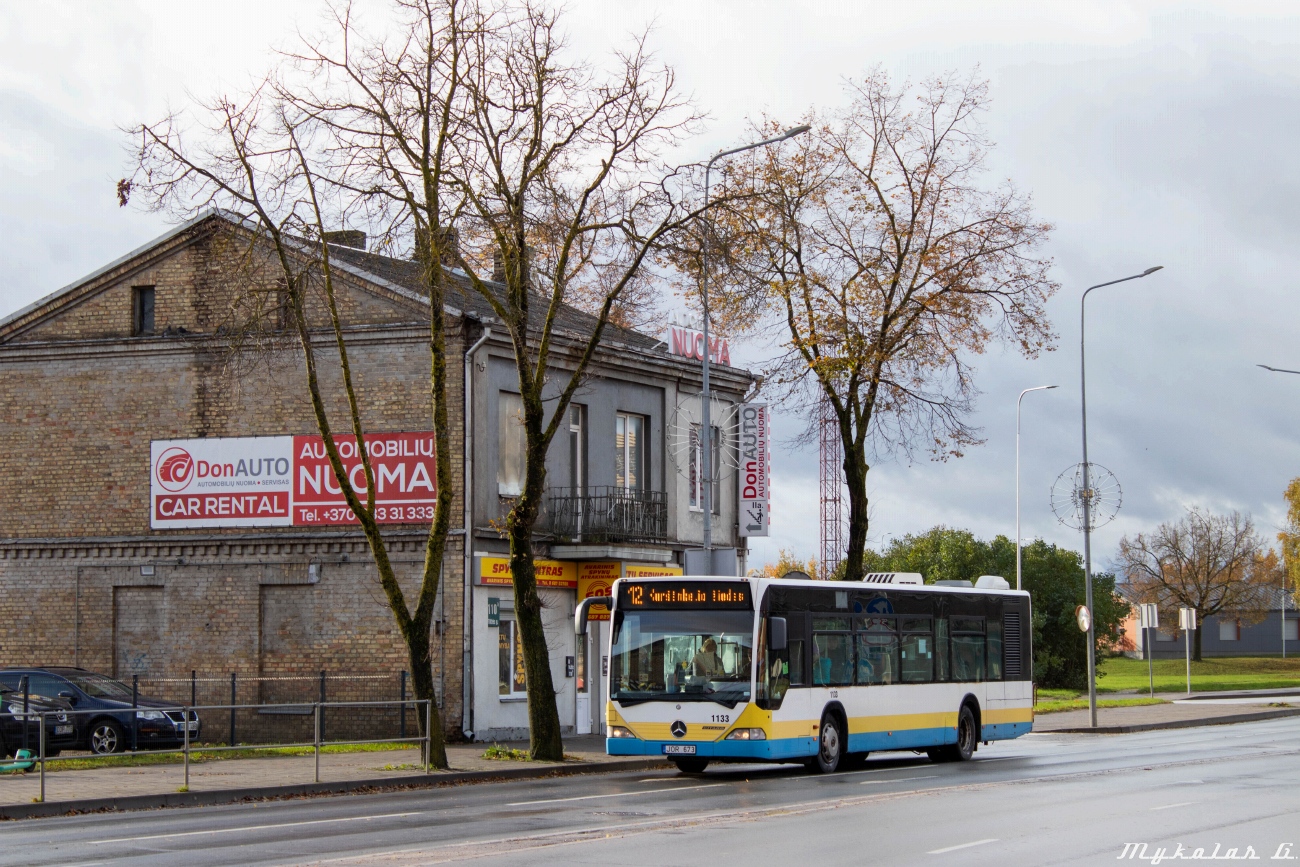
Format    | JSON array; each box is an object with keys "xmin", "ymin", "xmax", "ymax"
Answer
[{"xmin": 618, "ymin": 581, "xmax": 752, "ymax": 610}]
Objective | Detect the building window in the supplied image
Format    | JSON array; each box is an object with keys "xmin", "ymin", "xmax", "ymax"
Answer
[
  {"xmin": 273, "ymin": 284, "xmax": 291, "ymax": 332},
  {"xmin": 615, "ymin": 413, "xmax": 646, "ymax": 492},
  {"xmin": 1285, "ymin": 617, "xmax": 1299, "ymax": 642},
  {"xmin": 498, "ymin": 392, "xmax": 527, "ymax": 497},
  {"xmin": 569, "ymin": 404, "xmax": 586, "ymax": 492},
  {"xmin": 688, "ymin": 423, "xmax": 720, "ymax": 514},
  {"xmin": 133, "ymin": 286, "xmax": 155, "ymax": 335},
  {"xmin": 1218, "ymin": 618, "xmax": 1240, "ymax": 641},
  {"xmin": 1156, "ymin": 629, "xmax": 1175, "ymax": 642},
  {"xmin": 498, "ymin": 619, "xmax": 527, "ymax": 698}
]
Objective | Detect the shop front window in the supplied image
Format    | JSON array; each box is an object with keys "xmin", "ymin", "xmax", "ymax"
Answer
[{"xmin": 498, "ymin": 619, "xmax": 527, "ymax": 698}]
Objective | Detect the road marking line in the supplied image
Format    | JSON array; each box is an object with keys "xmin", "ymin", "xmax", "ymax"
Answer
[
  {"xmin": 928, "ymin": 838, "xmax": 999, "ymax": 854},
  {"xmin": 507, "ymin": 783, "xmax": 719, "ymax": 807},
  {"xmin": 1151, "ymin": 801, "xmax": 1196, "ymax": 811},
  {"xmin": 86, "ymin": 811, "xmax": 423, "ymax": 845},
  {"xmin": 840, "ymin": 764, "xmax": 934, "ymax": 775},
  {"xmin": 860, "ymin": 775, "xmax": 937, "ymax": 785}
]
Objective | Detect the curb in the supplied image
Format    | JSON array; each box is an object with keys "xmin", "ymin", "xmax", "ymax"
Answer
[
  {"xmin": 0, "ymin": 757, "xmax": 670, "ymax": 821},
  {"xmin": 1043, "ymin": 706, "xmax": 1300, "ymax": 735}
]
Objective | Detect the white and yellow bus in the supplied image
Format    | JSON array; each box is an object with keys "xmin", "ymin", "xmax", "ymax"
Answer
[{"xmin": 576, "ymin": 572, "xmax": 1033, "ymax": 773}]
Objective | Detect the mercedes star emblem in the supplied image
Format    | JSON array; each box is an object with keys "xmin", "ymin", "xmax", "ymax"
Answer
[{"xmin": 670, "ymin": 720, "xmax": 687, "ymax": 738}]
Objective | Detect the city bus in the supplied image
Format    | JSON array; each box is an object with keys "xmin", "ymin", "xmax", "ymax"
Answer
[{"xmin": 575, "ymin": 572, "xmax": 1033, "ymax": 773}]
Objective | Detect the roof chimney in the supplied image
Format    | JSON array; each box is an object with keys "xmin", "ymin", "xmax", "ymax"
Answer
[
  {"xmin": 324, "ymin": 230, "xmax": 366, "ymax": 250},
  {"xmin": 415, "ymin": 227, "xmax": 460, "ymax": 267}
]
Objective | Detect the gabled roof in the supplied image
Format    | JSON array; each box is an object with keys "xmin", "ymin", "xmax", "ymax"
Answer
[{"xmin": 0, "ymin": 209, "xmax": 683, "ymax": 361}]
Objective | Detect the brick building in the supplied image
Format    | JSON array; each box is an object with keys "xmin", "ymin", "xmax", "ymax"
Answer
[{"xmin": 0, "ymin": 211, "xmax": 755, "ymax": 741}]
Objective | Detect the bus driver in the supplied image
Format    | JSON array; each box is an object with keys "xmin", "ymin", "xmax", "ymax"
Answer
[{"xmin": 691, "ymin": 637, "xmax": 724, "ymax": 677}]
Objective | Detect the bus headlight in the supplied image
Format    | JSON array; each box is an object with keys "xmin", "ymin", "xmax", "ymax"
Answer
[
  {"xmin": 608, "ymin": 725, "xmax": 637, "ymax": 739},
  {"xmin": 725, "ymin": 728, "xmax": 766, "ymax": 740}
]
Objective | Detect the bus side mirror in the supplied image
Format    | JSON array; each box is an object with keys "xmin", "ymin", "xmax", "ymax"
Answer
[
  {"xmin": 768, "ymin": 616, "xmax": 787, "ymax": 652},
  {"xmin": 575, "ymin": 596, "xmax": 613, "ymax": 636}
]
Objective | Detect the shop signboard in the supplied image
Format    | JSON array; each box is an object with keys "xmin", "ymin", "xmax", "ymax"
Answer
[
  {"xmin": 738, "ymin": 402, "xmax": 770, "ymax": 537},
  {"xmin": 577, "ymin": 562, "xmax": 620, "ymax": 621},
  {"xmin": 623, "ymin": 563, "xmax": 684, "ymax": 579},
  {"xmin": 476, "ymin": 556, "xmax": 577, "ymax": 589},
  {"xmin": 150, "ymin": 432, "xmax": 436, "ymax": 529}
]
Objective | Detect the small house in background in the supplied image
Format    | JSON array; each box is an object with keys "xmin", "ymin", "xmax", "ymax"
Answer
[{"xmin": 1119, "ymin": 586, "xmax": 1298, "ymax": 660}]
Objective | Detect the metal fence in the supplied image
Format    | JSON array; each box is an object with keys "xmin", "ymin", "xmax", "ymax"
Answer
[
  {"xmin": 547, "ymin": 486, "xmax": 668, "ymax": 544},
  {"xmin": 126, "ymin": 671, "xmax": 424, "ymax": 745},
  {"xmin": 4, "ymin": 698, "xmax": 435, "ymax": 804}
]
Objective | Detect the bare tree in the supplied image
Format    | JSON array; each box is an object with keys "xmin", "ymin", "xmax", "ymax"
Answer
[
  {"xmin": 120, "ymin": 0, "xmax": 485, "ymax": 767},
  {"xmin": 673, "ymin": 69, "xmax": 1058, "ymax": 582},
  {"xmin": 442, "ymin": 2, "xmax": 705, "ymax": 759},
  {"xmin": 1117, "ymin": 508, "xmax": 1278, "ymax": 660}
]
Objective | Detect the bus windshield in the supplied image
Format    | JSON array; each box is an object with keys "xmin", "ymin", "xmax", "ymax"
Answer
[{"xmin": 610, "ymin": 609, "xmax": 754, "ymax": 707}]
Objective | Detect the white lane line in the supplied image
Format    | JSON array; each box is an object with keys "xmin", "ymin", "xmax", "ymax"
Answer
[
  {"xmin": 927, "ymin": 838, "xmax": 999, "ymax": 855},
  {"xmin": 507, "ymin": 783, "xmax": 719, "ymax": 807},
  {"xmin": 860, "ymin": 775, "xmax": 938, "ymax": 785},
  {"xmin": 86, "ymin": 811, "xmax": 422, "ymax": 845},
  {"xmin": 842, "ymin": 764, "xmax": 934, "ymax": 775},
  {"xmin": 1151, "ymin": 801, "xmax": 1196, "ymax": 811}
]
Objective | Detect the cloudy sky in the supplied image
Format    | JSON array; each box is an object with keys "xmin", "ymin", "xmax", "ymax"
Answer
[{"xmin": 3, "ymin": 1, "xmax": 1298, "ymax": 573}]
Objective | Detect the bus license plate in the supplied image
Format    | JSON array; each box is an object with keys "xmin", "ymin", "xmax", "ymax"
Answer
[{"xmin": 663, "ymin": 744, "xmax": 695, "ymax": 755}]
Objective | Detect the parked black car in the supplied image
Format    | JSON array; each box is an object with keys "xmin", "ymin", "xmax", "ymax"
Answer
[
  {"xmin": 0, "ymin": 682, "xmax": 78, "ymax": 757},
  {"xmin": 0, "ymin": 668, "xmax": 200, "ymax": 754}
]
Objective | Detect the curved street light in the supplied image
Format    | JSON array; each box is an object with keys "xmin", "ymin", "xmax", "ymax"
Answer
[
  {"xmin": 1016, "ymin": 385, "xmax": 1058, "ymax": 591},
  {"xmin": 700, "ymin": 123, "xmax": 811, "ymax": 554},
  {"xmin": 1079, "ymin": 265, "xmax": 1164, "ymax": 728},
  {"xmin": 1257, "ymin": 362, "xmax": 1299, "ymax": 659}
]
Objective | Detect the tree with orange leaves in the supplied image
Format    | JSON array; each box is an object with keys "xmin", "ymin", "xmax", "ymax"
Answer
[{"xmin": 676, "ymin": 69, "xmax": 1058, "ymax": 582}]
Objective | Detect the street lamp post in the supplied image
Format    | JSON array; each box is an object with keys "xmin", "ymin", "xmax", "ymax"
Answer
[
  {"xmin": 700, "ymin": 123, "xmax": 811, "ymax": 554},
  {"xmin": 1080, "ymin": 265, "xmax": 1163, "ymax": 728},
  {"xmin": 1256, "ymin": 362, "xmax": 1300, "ymax": 659},
  {"xmin": 1016, "ymin": 385, "xmax": 1058, "ymax": 591}
]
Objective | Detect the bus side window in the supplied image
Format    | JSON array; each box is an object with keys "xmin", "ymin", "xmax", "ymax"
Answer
[
  {"xmin": 951, "ymin": 617, "xmax": 986, "ymax": 681},
  {"xmin": 987, "ymin": 618, "xmax": 1003, "ymax": 680},
  {"xmin": 935, "ymin": 618, "xmax": 950, "ymax": 682},
  {"xmin": 788, "ymin": 639, "xmax": 805, "ymax": 687}
]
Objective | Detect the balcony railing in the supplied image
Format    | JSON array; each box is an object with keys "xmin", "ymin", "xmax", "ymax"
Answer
[{"xmin": 547, "ymin": 486, "xmax": 668, "ymax": 545}]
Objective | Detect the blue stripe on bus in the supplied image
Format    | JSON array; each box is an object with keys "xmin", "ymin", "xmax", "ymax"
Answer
[
  {"xmin": 610, "ymin": 722, "xmax": 1032, "ymax": 761},
  {"xmin": 981, "ymin": 721, "xmax": 1032, "ymax": 740},
  {"xmin": 847, "ymin": 726, "xmax": 954, "ymax": 753},
  {"xmin": 607, "ymin": 737, "xmax": 818, "ymax": 760}
]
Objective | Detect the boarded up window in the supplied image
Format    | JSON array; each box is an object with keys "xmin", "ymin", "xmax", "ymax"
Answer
[
  {"xmin": 259, "ymin": 585, "xmax": 315, "ymax": 705},
  {"xmin": 113, "ymin": 586, "xmax": 166, "ymax": 679}
]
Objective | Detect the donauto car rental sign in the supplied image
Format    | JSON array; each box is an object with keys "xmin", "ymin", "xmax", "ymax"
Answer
[{"xmin": 150, "ymin": 432, "xmax": 436, "ymax": 529}]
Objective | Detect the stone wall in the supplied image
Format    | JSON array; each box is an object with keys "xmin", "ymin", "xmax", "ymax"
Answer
[{"xmin": 0, "ymin": 222, "xmax": 470, "ymax": 740}]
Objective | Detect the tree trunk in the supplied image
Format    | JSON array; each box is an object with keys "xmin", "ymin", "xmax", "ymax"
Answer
[
  {"xmin": 404, "ymin": 618, "xmax": 449, "ymax": 767},
  {"xmin": 841, "ymin": 432, "xmax": 870, "ymax": 583},
  {"xmin": 1193, "ymin": 620, "xmax": 1203, "ymax": 662},
  {"xmin": 508, "ymin": 437, "xmax": 565, "ymax": 762}
]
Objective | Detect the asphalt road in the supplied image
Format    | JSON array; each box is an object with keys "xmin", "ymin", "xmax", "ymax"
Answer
[{"xmin": 4, "ymin": 717, "xmax": 1298, "ymax": 866}]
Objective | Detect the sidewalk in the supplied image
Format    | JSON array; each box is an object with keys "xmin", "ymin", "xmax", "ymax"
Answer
[
  {"xmin": 1035, "ymin": 691, "xmax": 1300, "ymax": 733},
  {"xmin": 0, "ymin": 735, "xmax": 660, "ymax": 817},
  {"xmin": 6, "ymin": 697, "xmax": 1299, "ymax": 819}
]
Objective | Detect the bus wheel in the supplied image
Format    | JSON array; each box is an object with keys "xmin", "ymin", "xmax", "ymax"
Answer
[
  {"xmin": 810, "ymin": 712, "xmax": 844, "ymax": 774},
  {"xmin": 674, "ymin": 758, "xmax": 709, "ymax": 774},
  {"xmin": 930, "ymin": 705, "xmax": 977, "ymax": 763}
]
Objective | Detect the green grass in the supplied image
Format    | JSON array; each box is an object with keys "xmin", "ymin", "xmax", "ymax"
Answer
[
  {"xmin": 1097, "ymin": 656, "xmax": 1300, "ymax": 694},
  {"xmin": 481, "ymin": 744, "xmax": 530, "ymax": 762},
  {"xmin": 1, "ymin": 741, "xmax": 420, "ymax": 773},
  {"xmin": 1034, "ymin": 695, "xmax": 1168, "ymax": 714}
]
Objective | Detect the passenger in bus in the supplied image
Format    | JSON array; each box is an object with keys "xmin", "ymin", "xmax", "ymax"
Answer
[{"xmin": 691, "ymin": 638, "xmax": 724, "ymax": 677}]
